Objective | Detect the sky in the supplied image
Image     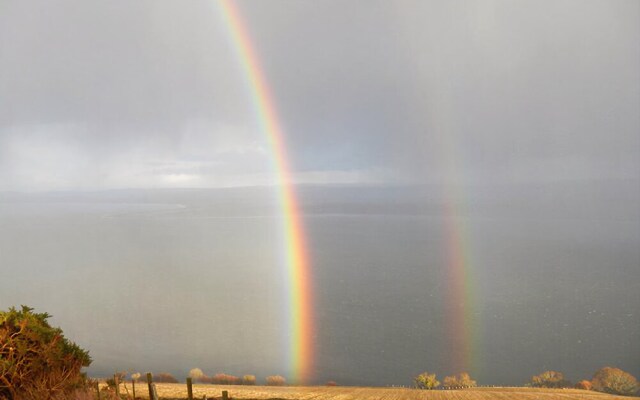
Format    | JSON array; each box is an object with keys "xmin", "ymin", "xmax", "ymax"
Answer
[
  {"xmin": 0, "ymin": 0, "xmax": 639, "ymax": 387},
  {"xmin": 2, "ymin": 0, "xmax": 638, "ymax": 190}
]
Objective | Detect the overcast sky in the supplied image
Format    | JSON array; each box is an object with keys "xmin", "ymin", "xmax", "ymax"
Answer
[
  {"xmin": 0, "ymin": 0, "xmax": 639, "ymax": 387},
  {"xmin": 1, "ymin": 0, "xmax": 638, "ymax": 191}
]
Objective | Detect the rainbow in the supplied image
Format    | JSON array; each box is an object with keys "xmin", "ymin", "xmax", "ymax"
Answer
[
  {"xmin": 217, "ymin": 0, "xmax": 315, "ymax": 384},
  {"xmin": 442, "ymin": 188, "xmax": 477, "ymax": 375},
  {"xmin": 435, "ymin": 104, "xmax": 479, "ymax": 375}
]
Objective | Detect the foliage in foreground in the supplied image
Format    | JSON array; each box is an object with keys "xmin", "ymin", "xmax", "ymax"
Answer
[
  {"xmin": 0, "ymin": 305, "xmax": 91, "ymax": 400},
  {"xmin": 414, "ymin": 372, "xmax": 440, "ymax": 390},
  {"xmin": 591, "ymin": 367, "xmax": 639, "ymax": 396}
]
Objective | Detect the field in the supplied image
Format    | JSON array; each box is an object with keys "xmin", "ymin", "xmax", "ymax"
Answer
[{"xmin": 130, "ymin": 383, "xmax": 640, "ymax": 400}]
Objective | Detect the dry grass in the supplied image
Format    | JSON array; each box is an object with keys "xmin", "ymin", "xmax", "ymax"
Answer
[{"xmin": 135, "ymin": 383, "xmax": 640, "ymax": 400}]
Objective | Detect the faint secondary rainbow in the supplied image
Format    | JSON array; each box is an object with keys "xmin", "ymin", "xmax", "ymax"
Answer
[
  {"xmin": 442, "ymin": 183, "xmax": 478, "ymax": 375},
  {"xmin": 431, "ymin": 91, "xmax": 479, "ymax": 376},
  {"xmin": 217, "ymin": 0, "xmax": 314, "ymax": 384}
]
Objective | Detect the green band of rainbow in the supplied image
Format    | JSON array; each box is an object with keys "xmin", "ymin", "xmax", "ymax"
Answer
[{"xmin": 218, "ymin": 0, "xmax": 314, "ymax": 384}]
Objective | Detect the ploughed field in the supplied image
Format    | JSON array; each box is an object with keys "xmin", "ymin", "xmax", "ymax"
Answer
[{"xmin": 145, "ymin": 383, "xmax": 639, "ymax": 400}]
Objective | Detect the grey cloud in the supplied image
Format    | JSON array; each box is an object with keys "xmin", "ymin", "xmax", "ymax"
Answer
[
  {"xmin": 1, "ymin": 0, "xmax": 638, "ymax": 190},
  {"xmin": 240, "ymin": 0, "xmax": 639, "ymax": 182}
]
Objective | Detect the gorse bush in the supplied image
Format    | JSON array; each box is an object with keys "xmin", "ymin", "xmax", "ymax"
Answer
[
  {"xmin": 242, "ymin": 375, "xmax": 256, "ymax": 385},
  {"xmin": 0, "ymin": 305, "xmax": 91, "ymax": 400}
]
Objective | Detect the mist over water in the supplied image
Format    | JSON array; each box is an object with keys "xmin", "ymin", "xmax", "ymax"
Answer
[{"xmin": 1, "ymin": 182, "xmax": 638, "ymax": 386}]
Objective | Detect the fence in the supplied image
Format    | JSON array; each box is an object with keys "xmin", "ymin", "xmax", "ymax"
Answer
[{"xmin": 94, "ymin": 373, "xmax": 230, "ymax": 400}]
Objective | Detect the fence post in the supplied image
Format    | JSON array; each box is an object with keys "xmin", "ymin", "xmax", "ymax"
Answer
[
  {"xmin": 95, "ymin": 380, "xmax": 101, "ymax": 400},
  {"xmin": 146, "ymin": 373, "xmax": 154, "ymax": 400},
  {"xmin": 151, "ymin": 383, "xmax": 159, "ymax": 400},
  {"xmin": 114, "ymin": 374, "xmax": 120, "ymax": 397},
  {"xmin": 186, "ymin": 377, "xmax": 193, "ymax": 400},
  {"xmin": 132, "ymin": 379, "xmax": 136, "ymax": 399},
  {"xmin": 222, "ymin": 390, "xmax": 229, "ymax": 400}
]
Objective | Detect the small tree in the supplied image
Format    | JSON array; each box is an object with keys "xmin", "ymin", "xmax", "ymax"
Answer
[
  {"xmin": 592, "ymin": 367, "xmax": 639, "ymax": 396},
  {"xmin": 575, "ymin": 380, "xmax": 592, "ymax": 390},
  {"xmin": 266, "ymin": 375, "xmax": 286, "ymax": 386},
  {"xmin": 0, "ymin": 305, "xmax": 91, "ymax": 400},
  {"xmin": 242, "ymin": 375, "xmax": 256, "ymax": 385},
  {"xmin": 212, "ymin": 373, "xmax": 240, "ymax": 385},
  {"xmin": 530, "ymin": 370, "xmax": 571, "ymax": 388},
  {"xmin": 443, "ymin": 375, "xmax": 458, "ymax": 389},
  {"xmin": 458, "ymin": 372, "xmax": 477, "ymax": 388},
  {"xmin": 189, "ymin": 368, "xmax": 212, "ymax": 383},
  {"xmin": 443, "ymin": 372, "xmax": 476, "ymax": 389},
  {"xmin": 105, "ymin": 371, "xmax": 126, "ymax": 390},
  {"xmin": 414, "ymin": 372, "xmax": 440, "ymax": 390}
]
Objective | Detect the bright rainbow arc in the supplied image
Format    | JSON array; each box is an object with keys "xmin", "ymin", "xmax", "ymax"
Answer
[{"xmin": 217, "ymin": 0, "xmax": 314, "ymax": 384}]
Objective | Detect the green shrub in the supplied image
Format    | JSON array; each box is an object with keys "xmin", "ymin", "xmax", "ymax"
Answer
[{"xmin": 0, "ymin": 305, "xmax": 91, "ymax": 400}]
